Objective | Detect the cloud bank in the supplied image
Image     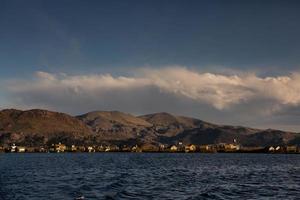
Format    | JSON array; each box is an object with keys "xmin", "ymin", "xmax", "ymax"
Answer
[
  {"xmin": 7, "ymin": 67, "xmax": 300, "ymax": 109},
  {"xmin": 3, "ymin": 67, "xmax": 300, "ymax": 131}
]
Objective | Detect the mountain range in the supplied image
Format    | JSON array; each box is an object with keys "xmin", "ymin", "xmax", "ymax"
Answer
[{"xmin": 0, "ymin": 109, "xmax": 299, "ymax": 147}]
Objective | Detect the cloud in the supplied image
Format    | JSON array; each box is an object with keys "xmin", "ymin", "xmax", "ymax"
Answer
[
  {"xmin": 3, "ymin": 67, "xmax": 300, "ymax": 131},
  {"xmin": 142, "ymin": 68, "xmax": 255, "ymax": 109},
  {"xmin": 5, "ymin": 67, "xmax": 300, "ymax": 111},
  {"xmin": 143, "ymin": 67, "xmax": 300, "ymax": 111}
]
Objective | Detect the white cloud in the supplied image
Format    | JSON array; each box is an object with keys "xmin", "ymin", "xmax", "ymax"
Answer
[
  {"xmin": 142, "ymin": 67, "xmax": 255, "ymax": 109},
  {"xmin": 5, "ymin": 67, "xmax": 300, "ymax": 113},
  {"xmin": 4, "ymin": 67, "xmax": 300, "ymax": 131}
]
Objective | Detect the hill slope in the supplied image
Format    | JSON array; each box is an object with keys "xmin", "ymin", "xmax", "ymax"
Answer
[
  {"xmin": 139, "ymin": 112, "xmax": 210, "ymax": 137},
  {"xmin": 0, "ymin": 109, "xmax": 299, "ymax": 147},
  {"xmin": 139, "ymin": 112, "xmax": 297, "ymax": 146},
  {"xmin": 0, "ymin": 109, "xmax": 92, "ymax": 146},
  {"xmin": 77, "ymin": 111, "xmax": 156, "ymax": 144}
]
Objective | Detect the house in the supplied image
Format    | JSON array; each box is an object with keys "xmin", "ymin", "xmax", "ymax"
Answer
[
  {"xmin": 185, "ymin": 144, "xmax": 197, "ymax": 153},
  {"xmin": 286, "ymin": 146, "xmax": 297, "ymax": 153},
  {"xmin": 39, "ymin": 147, "xmax": 46, "ymax": 153},
  {"xmin": 55, "ymin": 143, "xmax": 66, "ymax": 153},
  {"xmin": 177, "ymin": 142, "xmax": 186, "ymax": 151},
  {"xmin": 159, "ymin": 144, "xmax": 165, "ymax": 151},
  {"xmin": 71, "ymin": 145, "xmax": 78, "ymax": 152},
  {"xmin": 199, "ymin": 145, "xmax": 216, "ymax": 153},
  {"xmin": 224, "ymin": 144, "xmax": 240, "ymax": 151},
  {"xmin": 11, "ymin": 144, "xmax": 17, "ymax": 152},
  {"xmin": 131, "ymin": 145, "xmax": 142, "ymax": 152},
  {"xmin": 109, "ymin": 145, "xmax": 120, "ymax": 152},
  {"xmin": 105, "ymin": 146, "xmax": 111, "ymax": 152},
  {"xmin": 77, "ymin": 146, "xmax": 86, "ymax": 152},
  {"xmin": 170, "ymin": 145, "xmax": 178, "ymax": 152},
  {"xmin": 269, "ymin": 146, "xmax": 275, "ymax": 152},
  {"xmin": 97, "ymin": 145, "xmax": 105, "ymax": 152},
  {"xmin": 87, "ymin": 146, "xmax": 95, "ymax": 152},
  {"xmin": 214, "ymin": 143, "xmax": 240, "ymax": 152},
  {"xmin": 49, "ymin": 144, "xmax": 56, "ymax": 152},
  {"xmin": 18, "ymin": 147, "xmax": 26, "ymax": 153},
  {"xmin": 200, "ymin": 145, "xmax": 210, "ymax": 151}
]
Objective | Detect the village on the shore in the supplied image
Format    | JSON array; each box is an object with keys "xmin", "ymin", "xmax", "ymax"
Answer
[{"xmin": 1, "ymin": 141, "xmax": 299, "ymax": 154}]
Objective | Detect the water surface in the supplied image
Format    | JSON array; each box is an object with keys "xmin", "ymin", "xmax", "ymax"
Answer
[{"xmin": 0, "ymin": 153, "xmax": 299, "ymax": 199}]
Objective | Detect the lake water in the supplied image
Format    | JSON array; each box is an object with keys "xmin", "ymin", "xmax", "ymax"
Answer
[{"xmin": 0, "ymin": 153, "xmax": 299, "ymax": 200}]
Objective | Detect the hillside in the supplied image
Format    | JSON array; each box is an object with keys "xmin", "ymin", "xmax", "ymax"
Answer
[
  {"xmin": 139, "ymin": 112, "xmax": 262, "ymax": 145},
  {"xmin": 0, "ymin": 109, "xmax": 299, "ymax": 147},
  {"xmin": 139, "ymin": 112, "xmax": 211, "ymax": 137},
  {"xmin": 77, "ymin": 111, "xmax": 156, "ymax": 144},
  {"xmin": 0, "ymin": 109, "xmax": 92, "ymax": 146}
]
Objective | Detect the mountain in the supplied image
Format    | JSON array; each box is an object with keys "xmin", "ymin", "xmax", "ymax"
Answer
[
  {"xmin": 0, "ymin": 109, "xmax": 299, "ymax": 147},
  {"xmin": 139, "ymin": 112, "xmax": 211, "ymax": 137},
  {"xmin": 77, "ymin": 111, "xmax": 156, "ymax": 144},
  {"xmin": 139, "ymin": 112, "xmax": 261, "ymax": 145},
  {"xmin": 0, "ymin": 109, "xmax": 92, "ymax": 146},
  {"xmin": 240, "ymin": 129, "xmax": 297, "ymax": 147},
  {"xmin": 76, "ymin": 111, "xmax": 300, "ymax": 147}
]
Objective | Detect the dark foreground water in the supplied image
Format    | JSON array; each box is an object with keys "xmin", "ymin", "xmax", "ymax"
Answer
[{"xmin": 0, "ymin": 153, "xmax": 300, "ymax": 200}]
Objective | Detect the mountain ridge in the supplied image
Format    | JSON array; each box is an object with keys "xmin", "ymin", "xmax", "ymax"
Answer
[{"xmin": 0, "ymin": 108, "xmax": 299, "ymax": 147}]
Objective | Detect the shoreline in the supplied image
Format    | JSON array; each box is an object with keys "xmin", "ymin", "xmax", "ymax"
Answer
[{"xmin": 1, "ymin": 151, "xmax": 299, "ymax": 154}]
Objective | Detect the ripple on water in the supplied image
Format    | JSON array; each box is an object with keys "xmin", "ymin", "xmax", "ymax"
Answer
[{"xmin": 0, "ymin": 153, "xmax": 300, "ymax": 200}]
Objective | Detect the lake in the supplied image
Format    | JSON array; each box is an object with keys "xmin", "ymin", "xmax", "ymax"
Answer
[{"xmin": 0, "ymin": 153, "xmax": 299, "ymax": 199}]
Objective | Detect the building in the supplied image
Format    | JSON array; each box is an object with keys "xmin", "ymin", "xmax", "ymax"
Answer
[
  {"xmin": 87, "ymin": 146, "xmax": 95, "ymax": 152},
  {"xmin": 286, "ymin": 146, "xmax": 297, "ymax": 153},
  {"xmin": 268, "ymin": 146, "xmax": 275, "ymax": 152},
  {"xmin": 110, "ymin": 145, "xmax": 120, "ymax": 152},
  {"xmin": 18, "ymin": 147, "xmax": 26, "ymax": 153},
  {"xmin": 55, "ymin": 143, "xmax": 66, "ymax": 153},
  {"xmin": 224, "ymin": 144, "xmax": 240, "ymax": 151},
  {"xmin": 97, "ymin": 145, "xmax": 105, "ymax": 152},
  {"xmin": 215, "ymin": 143, "xmax": 240, "ymax": 152},
  {"xmin": 185, "ymin": 144, "xmax": 197, "ymax": 153},
  {"xmin": 71, "ymin": 145, "xmax": 78, "ymax": 152},
  {"xmin": 11, "ymin": 144, "xmax": 17, "ymax": 152},
  {"xmin": 105, "ymin": 146, "xmax": 111, "ymax": 152},
  {"xmin": 159, "ymin": 144, "xmax": 165, "ymax": 151},
  {"xmin": 77, "ymin": 146, "xmax": 86, "ymax": 152},
  {"xmin": 39, "ymin": 147, "xmax": 47, "ymax": 153},
  {"xmin": 131, "ymin": 145, "xmax": 142, "ymax": 152},
  {"xmin": 170, "ymin": 145, "xmax": 178, "ymax": 152},
  {"xmin": 121, "ymin": 145, "xmax": 131, "ymax": 152},
  {"xmin": 199, "ymin": 145, "xmax": 216, "ymax": 153}
]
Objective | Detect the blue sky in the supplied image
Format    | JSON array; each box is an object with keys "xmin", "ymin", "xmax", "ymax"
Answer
[
  {"xmin": 1, "ymin": 0, "xmax": 300, "ymax": 76},
  {"xmin": 1, "ymin": 0, "xmax": 300, "ymax": 131}
]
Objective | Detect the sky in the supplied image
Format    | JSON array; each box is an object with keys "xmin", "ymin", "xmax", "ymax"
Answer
[{"xmin": 1, "ymin": 0, "xmax": 300, "ymax": 131}]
